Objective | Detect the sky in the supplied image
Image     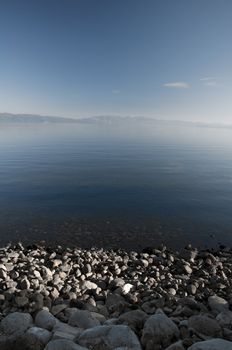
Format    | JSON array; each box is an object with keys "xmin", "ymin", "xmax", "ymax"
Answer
[{"xmin": 0, "ymin": 0, "xmax": 232, "ymax": 122}]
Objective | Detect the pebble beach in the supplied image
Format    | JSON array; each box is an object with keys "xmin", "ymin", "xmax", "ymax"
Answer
[{"xmin": 1, "ymin": 243, "xmax": 232, "ymax": 349}]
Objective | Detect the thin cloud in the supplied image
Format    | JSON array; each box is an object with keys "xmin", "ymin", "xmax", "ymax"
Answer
[
  {"xmin": 163, "ymin": 82, "xmax": 190, "ymax": 89},
  {"xmin": 200, "ymin": 77, "xmax": 216, "ymax": 81},
  {"xmin": 112, "ymin": 89, "xmax": 120, "ymax": 94},
  {"xmin": 200, "ymin": 77, "xmax": 222, "ymax": 88}
]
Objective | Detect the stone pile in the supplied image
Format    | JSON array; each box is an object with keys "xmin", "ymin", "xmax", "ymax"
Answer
[{"xmin": 0, "ymin": 243, "xmax": 232, "ymax": 349}]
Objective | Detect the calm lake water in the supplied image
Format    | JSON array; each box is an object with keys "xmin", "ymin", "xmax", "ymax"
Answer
[{"xmin": 1, "ymin": 122, "xmax": 232, "ymax": 249}]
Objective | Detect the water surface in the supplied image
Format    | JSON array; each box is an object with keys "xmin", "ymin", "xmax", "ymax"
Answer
[{"xmin": 1, "ymin": 122, "xmax": 232, "ymax": 249}]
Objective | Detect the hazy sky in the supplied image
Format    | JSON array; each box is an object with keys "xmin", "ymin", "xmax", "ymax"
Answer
[{"xmin": 0, "ymin": 0, "xmax": 232, "ymax": 122}]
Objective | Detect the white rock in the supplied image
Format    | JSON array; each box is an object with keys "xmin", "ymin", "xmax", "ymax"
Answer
[
  {"xmin": 0, "ymin": 312, "xmax": 33, "ymax": 335},
  {"xmin": 45, "ymin": 339, "xmax": 88, "ymax": 350},
  {"xmin": 35, "ymin": 310, "xmax": 57, "ymax": 330},
  {"xmin": 80, "ymin": 280, "xmax": 98, "ymax": 290},
  {"xmin": 26, "ymin": 326, "xmax": 52, "ymax": 345},
  {"xmin": 78, "ymin": 325, "xmax": 142, "ymax": 349},
  {"xmin": 68, "ymin": 309, "xmax": 100, "ymax": 329},
  {"xmin": 122, "ymin": 283, "xmax": 134, "ymax": 294},
  {"xmin": 141, "ymin": 309, "xmax": 179, "ymax": 349},
  {"xmin": 208, "ymin": 295, "xmax": 229, "ymax": 314},
  {"xmin": 188, "ymin": 338, "xmax": 232, "ymax": 350}
]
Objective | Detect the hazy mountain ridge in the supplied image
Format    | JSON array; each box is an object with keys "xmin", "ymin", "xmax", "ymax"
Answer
[
  {"xmin": 0, "ymin": 112, "xmax": 231, "ymax": 129},
  {"xmin": 0, "ymin": 113, "xmax": 79, "ymax": 124}
]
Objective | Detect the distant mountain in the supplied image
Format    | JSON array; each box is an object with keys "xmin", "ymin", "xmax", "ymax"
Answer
[
  {"xmin": 0, "ymin": 112, "xmax": 231, "ymax": 129},
  {"xmin": 0, "ymin": 113, "xmax": 79, "ymax": 124}
]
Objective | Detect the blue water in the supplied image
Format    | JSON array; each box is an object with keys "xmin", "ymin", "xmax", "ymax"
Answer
[{"xmin": 1, "ymin": 122, "xmax": 232, "ymax": 249}]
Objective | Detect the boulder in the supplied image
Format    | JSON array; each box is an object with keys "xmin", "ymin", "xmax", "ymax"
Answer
[
  {"xmin": 45, "ymin": 339, "xmax": 88, "ymax": 350},
  {"xmin": 188, "ymin": 315, "xmax": 222, "ymax": 338},
  {"xmin": 26, "ymin": 327, "xmax": 52, "ymax": 346},
  {"xmin": 208, "ymin": 295, "xmax": 229, "ymax": 314},
  {"xmin": 141, "ymin": 309, "xmax": 180, "ymax": 349},
  {"xmin": 68, "ymin": 309, "xmax": 101, "ymax": 329},
  {"xmin": 78, "ymin": 324, "xmax": 142, "ymax": 349},
  {"xmin": 188, "ymin": 338, "xmax": 232, "ymax": 350},
  {"xmin": 118, "ymin": 309, "xmax": 148, "ymax": 331},
  {"xmin": 53, "ymin": 321, "xmax": 82, "ymax": 340},
  {"xmin": 35, "ymin": 310, "xmax": 57, "ymax": 330},
  {"xmin": 0, "ymin": 312, "xmax": 33, "ymax": 335}
]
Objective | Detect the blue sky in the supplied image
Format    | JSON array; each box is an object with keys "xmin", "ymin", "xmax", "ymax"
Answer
[{"xmin": 0, "ymin": 0, "xmax": 232, "ymax": 122}]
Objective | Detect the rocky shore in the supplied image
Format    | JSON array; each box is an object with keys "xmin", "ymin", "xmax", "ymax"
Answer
[{"xmin": 1, "ymin": 243, "xmax": 232, "ymax": 349}]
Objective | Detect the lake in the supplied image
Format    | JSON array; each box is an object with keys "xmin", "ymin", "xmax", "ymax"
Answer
[{"xmin": 1, "ymin": 122, "xmax": 232, "ymax": 250}]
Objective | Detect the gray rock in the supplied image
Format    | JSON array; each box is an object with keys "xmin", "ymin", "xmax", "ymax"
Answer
[
  {"xmin": 188, "ymin": 338, "xmax": 232, "ymax": 350},
  {"xmin": 68, "ymin": 309, "xmax": 101, "ymax": 329},
  {"xmin": 119, "ymin": 309, "xmax": 148, "ymax": 331},
  {"xmin": 188, "ymin": 315, "xmax": 222, "ymax": 338},
  {"xmin": 0, "ymin": 312, "xmax": 33, "ymax": 335},
  {"xmin": 53, "ymin": 321, "xmax": 82, "ymax": 340},
  {"xmin": 165, "ymin": 341, "xmax": 185, "ymax": 350},
  {"xmin": 35, "ymin": 310, "xmax": 57, "ymax": 330},
  {"xmin": 141, "ymin": 309, "xmax": 180, "ymax": 349},
  {"xmin": 19, "ymin": 277, "xmax": 30, "ymax": 290},
  {"xmin": 0, "ymin": 331, "xmax": 42, "ymax": 350},
  {"xmin": 216, "ymin": 311, "xmax": 232, "ymax": 328},
  {"xmin": 208, "ymin": 295, "xmax": 229, "ymax": 314},
  {"xmin": 51, "ymin": 304, "xmax": 67, "ymax": 316},
  {"xmin": 78, "ymin": 325, "xmax": 142, "ymax": 349},
  {"xmin": 26, "ymin": 326, "xmax": 52, "ymax": 345},
  {"xmin": 45, "ymin": 339, "xmax": 88, "ymax": 350}
]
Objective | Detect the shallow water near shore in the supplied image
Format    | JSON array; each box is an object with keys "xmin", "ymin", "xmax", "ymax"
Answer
[{"xmin": 1, "ymin": 122, "xmax": 232, "ymax": 249}]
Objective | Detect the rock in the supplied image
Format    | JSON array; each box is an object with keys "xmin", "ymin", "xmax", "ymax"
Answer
[
  {"xmin": 119, "ymin": 309, "xmax": 148, "ymax": 331},
  {"xmin": 208, "ymin": 295, "xmax": 229, "ymax": 314},
  {"xmin": 216, "ymin": 311, "xmax": 232, "ymax": 328},
  {"xmin": 0, "ymin": 312, "xmax": 33, "ymax": 335},
  {"xmin": 45, "ymin": 339, "xmax": 88, "ymax": 350},
  {"xmin": 80, "ymin": 280, "xmax": 98, "ymax": 291},
  {"xmin": 165, "ymin": 341, "xmax": 185, "ymax": 350},
  {"xmin": 19, "ymin": 277, "xmax": 30, "ymax": 290},
  {"xmin": 35, "ymin": 310, "xmax": 57, "ymax": 330},
  {"xmin": 188, "ymin": 315, "xmax": 222, "ymax": 338},
  {"xmin": 105, "ymin": 293, "xmax": 127, "ymax": 313},
  {"xmin": 122, "ymin": 283, "xmax": 134, "ymax": 294},
  {"xmin": 68, "ymin": 309, "xmax": 101, "ymax": 329},
  {"xmin": 51, "ymin": 304, "xmax": 67, "ymax": 316},
  {"xmin": 15, "ymin": 295, "xmax": 29, "ymax": 307},
  {"xmin": 188, "ymin": 338, "xmax": 232, "ymax": 350},
  {"xmin": 183, "ymin": 265, "xmax": 193, "ymax": 274},
  {"xmin": 53, "ymin": 321, "xmax": 82, "ymax": 340},
  {"xmin": 26, "ymin": 326, "xmax": 52, "ymax": 345},
  {"xmin": 0, "ymin": 332, "xmax": 42, "ymax": 350},
  {"xmin": 141, "ymin": 309, "xmax": 180, "ymax": 349},
  {"xmin": 78, "ymin": 325, "xmax": 142, "ymax": 349}
]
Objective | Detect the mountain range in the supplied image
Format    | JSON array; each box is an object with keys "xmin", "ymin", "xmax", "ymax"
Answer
[{"xmin": 0, "ymin": 112, "xmax": 231, "ymax": 129}]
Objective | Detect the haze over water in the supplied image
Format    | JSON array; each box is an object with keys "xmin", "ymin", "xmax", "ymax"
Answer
[{"xmin": 1, "ymin": 122, "xmax": 232, "ymax": 249}]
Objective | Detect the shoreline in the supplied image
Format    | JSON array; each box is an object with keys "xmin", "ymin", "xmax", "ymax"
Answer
[{"xmin": 1, "ymin": 243, "xmax": 232, "ymax": 349}]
